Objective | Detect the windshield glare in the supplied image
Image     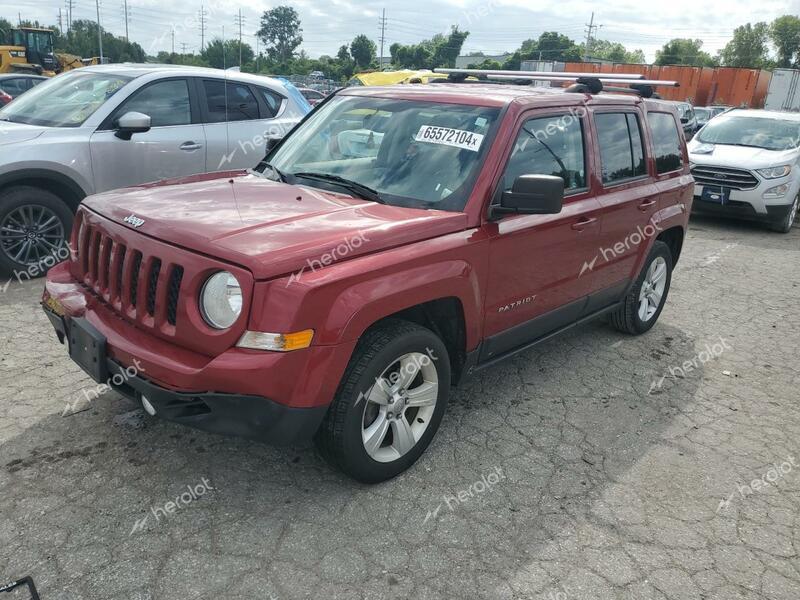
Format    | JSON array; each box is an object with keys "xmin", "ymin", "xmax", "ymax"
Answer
[
  {"xmin": 697, "ymin": 115, "xmax": 800, "ymax": 151},
  {"xmin": 0, "ymin": 71, "xmax": 131, "ymax": 127},
  {"xmin": 268, "ymin": 96, "xmax": 501, "ymax": 211}
]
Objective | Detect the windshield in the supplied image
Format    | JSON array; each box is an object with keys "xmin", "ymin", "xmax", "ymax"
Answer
[
  {"xmin": 697, "ymin": 115, "xmax": 800, "ymax": 151},
  {"xmin": 0, "ymin": 71, "xmax": 131, "ymax": 127},
  {"xmin": 267, "ymin": 95, "xmax": 501, "ymax": 211},
  {"xmin": 694, "ymin": 108, "xmax": 711, "ymax": 121},
  {"xmin": 676, "ymin": 104, "xmax": 692, "ymax": 119}
]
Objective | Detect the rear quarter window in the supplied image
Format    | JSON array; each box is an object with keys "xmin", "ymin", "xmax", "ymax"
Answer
[{"xmin": 648, "ymin": 112, "xmax": 684, "ymax": 174}]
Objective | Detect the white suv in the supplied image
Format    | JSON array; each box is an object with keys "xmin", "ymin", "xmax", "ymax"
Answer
[
  {"xmin": 688, "ymin": 109, "xmax": 800, "ymax": 233},
  {"xmin": 0, "ymin": 64, "xmax": 310, "ymax": 272}
]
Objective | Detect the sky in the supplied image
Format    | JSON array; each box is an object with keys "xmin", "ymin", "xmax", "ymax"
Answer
[{"xmin": 5, "ymin": 0, "xmax": 799, "ymax": 63}]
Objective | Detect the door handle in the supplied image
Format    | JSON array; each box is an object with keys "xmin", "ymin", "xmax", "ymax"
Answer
[
  {"xmin": 180, "ymin": 142, "xmax": 203, "ymax": 151},
  {"xmin": 639, "ymin": 199, "xmax": 657, "ymax": 211},
  {"xmin": 571, "ymin": 217, "xmax": 597, "ymax": 231}
]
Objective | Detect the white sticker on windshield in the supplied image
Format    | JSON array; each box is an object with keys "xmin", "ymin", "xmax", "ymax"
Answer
[{"xmin": 415, "ymin": 125, "xmax": 485, "ymax": 152}]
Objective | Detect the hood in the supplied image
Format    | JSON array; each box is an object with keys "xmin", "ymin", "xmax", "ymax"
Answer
[
  {"xmin": 83, "ymin": 172, "xmax": 468, "ymax": 280},
  {"xmin": 0, "ymin": 120, "xmax": 48, "ymax": 146},
  {"xmin": 688, "ymin": 141, "xmax": 800, "ymax": 170}
]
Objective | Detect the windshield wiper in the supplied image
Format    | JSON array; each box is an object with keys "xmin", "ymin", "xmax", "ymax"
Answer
[
  {"xmin": 252, "ymin": 161, "xmax": 288, "ymax": 183},
  {"xmin": 292, "ymin": 172, "xmax": 386, "ymax": 204}
]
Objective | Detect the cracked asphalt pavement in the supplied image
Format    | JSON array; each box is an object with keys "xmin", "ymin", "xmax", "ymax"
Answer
[{"xmin": 1, "ymin": 216, "xmax": 799, "ymax": 600}]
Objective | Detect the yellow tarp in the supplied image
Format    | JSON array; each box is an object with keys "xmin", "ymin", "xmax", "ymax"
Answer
[{"xmin": 351, "ymin": 70, "xmax": 440, "ymax": 86}]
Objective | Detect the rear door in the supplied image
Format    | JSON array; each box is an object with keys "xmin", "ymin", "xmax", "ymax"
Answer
[
  {"xmin": 89, "ymin": 77, "xmax": 206, "ymax": 193},
  {"xmin": 588, "ymin": 108, "xmax": 660, "ymax": 295},
  {"xmin": 481, "ymin": 109, "xmax": 603, "ymax": 362},
  {"xmin": 199, "ymin": 78, "xmax": 278, "ymax": 171}
]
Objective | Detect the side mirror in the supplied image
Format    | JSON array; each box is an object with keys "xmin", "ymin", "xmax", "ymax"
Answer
[
  {"xmin": 680, "ymin": 117, "xmax": 689, "ymax": 124},
  {"xmin": 115, "ymin": 111, "xmax": 151, "ymax": 140},
  {"xmin": 491, "ymin": 174, "xmax": 564, "ymax": 219}
]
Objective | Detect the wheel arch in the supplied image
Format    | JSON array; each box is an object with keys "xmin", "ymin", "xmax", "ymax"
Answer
[
  {"xmin": 0, "ymin": 169, "xmax": 87, "ymax": 213},
  {"xmin": 655, "ymin": 225, "xmax": 685, "ymax": 266}
]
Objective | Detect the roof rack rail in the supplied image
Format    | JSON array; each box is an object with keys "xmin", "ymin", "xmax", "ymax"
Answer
[
  {"xmin": 434, "ymin": 68, "xmax": 646, "ymax": 80},
  {"xmin": 431, "ymin": 69, "xmax": 679, "ymax": 98}
]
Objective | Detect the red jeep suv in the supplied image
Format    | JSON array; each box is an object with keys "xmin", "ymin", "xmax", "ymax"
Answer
[{"xmin": 43, "ymin": 79, "xmax": 692, "ymax": 482}]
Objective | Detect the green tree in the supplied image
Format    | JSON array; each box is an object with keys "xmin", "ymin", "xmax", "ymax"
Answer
[
  {"xmin": 389, "ymin": 26, "xmax": 469, "ymax": 69},
  {"xmin": 350, "ymin": 34, "xmax": 376, "ymax": 69},
  {"xmin": 718, "ymin": 23, "xmax": 769, "ymax": 68},
  {"xmin": 0, "ymin": 18, "xmax": 13, "ymax": 44},
  {"xmin": 257, "ymin": 6, "xmax": 302, "ymax": 64},
  {"xmin": 201, "ymin": 38, "xmax": 253, "ymax": 69},
  {"xmin": 770, "ymin": 15, "xmax": 800, "ymax": 67},
  {"xmin": 584, "ymin": 39, "xmax": 645, "ymax": 63},
  {"xmin": 655, "ymin": 38, "xmax": 716, "ymax": 66}
]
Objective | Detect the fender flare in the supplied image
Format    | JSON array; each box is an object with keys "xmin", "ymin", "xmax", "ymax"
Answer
[
  {"xmin": 321, "ymin": 259, "xmax": 483, "ymax": 350},
  {"xmin": 0, "ymin": 168, "xmax": 88, "ymax": 211}
]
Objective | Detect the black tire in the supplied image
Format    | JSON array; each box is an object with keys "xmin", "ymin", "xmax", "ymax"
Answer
[
  {"xmin": 770, "ymin": 194, "xmax": 798, "ymax": 233},
  {"xmin": 315, "ymin": 319, "xmax": 451, "ymax": 483},
  {"xmin": 610, "ymin": 240, "xmax": 673, "ymax": 335},
  {"xmin": 0, "ymin": 186, "xmax": 74, "ymax": 276}
]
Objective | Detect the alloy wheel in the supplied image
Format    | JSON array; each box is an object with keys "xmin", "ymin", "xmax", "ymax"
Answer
[
  {"xmin": 638, "ymin": 256, "xmax": 667, "ymax": 322},
  {"xmin": 361, "ymin": 352, "xmax": 439, "ymax": 463},
  {"xmin": 0, "ymin": 204, "xmax": 66, "ymax": 268}
]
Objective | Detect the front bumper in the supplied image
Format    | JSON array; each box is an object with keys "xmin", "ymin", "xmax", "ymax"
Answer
[
  {"xmin": 43, "ymin": 302, "xmax": 327, "ymax": 445},
  {"xmin": 44, "ymin": 305, "xmax": 328, "ymax": 444},
  {"xmin": 691, "ymin": 178, "xmax": 799, "ymax": 225},
  {"xmin": 42, "ymin": 261, "xmax": 355, "ymax": 445}
]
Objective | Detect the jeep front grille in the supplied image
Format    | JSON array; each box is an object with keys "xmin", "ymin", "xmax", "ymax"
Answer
[
  {"xmin": 69, "ymin": 208, "xmax": 253, "ymax": 357},
  {"xmin": 690, "ymin": 165, "xmax": 759, "ymax": 190},
  {"xmin": 75, "ymin": 219, "xmax": 182, "ymax": 328}
]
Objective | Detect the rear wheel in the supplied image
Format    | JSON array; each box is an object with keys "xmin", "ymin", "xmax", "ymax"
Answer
[
  {"xmin": 0, "ymin": 186, "xmax": 73, "ymax": 275},
  {"xmin": 315, "ymin": 319, "xmax": 450, "ymax": 483},
  {"xmin": 610, "ymin": 240, "xmax": 673, "ymax": 335},
  {"xmin": 770, "ymin": 193, "xmax": 798, "ymax": 233}
]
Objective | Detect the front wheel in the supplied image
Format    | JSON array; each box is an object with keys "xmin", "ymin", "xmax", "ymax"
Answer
[
  {"xmin": 0, "ymin": 186, "xmax": 73, "ymax": 275},
  {"xmin": 315, "ymin": 319, "xmax": 450, "ymax": 483},
  {"xmin": 610, "ymin": 240, "xmax": 673, "ymax": 335},
  {"xmin": 770, "ymin": 193, "xmax": 798, "ymax": 233}
]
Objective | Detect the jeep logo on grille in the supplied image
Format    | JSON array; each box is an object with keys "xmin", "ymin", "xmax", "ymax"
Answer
[{"xmin": 123, "ymin": 214, "xmax": 145, "ymax": 228}]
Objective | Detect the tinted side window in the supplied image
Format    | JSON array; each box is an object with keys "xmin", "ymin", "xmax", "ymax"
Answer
[
  {"xmin": 258, "ymin": 88, "xmax": 284, "ymax": 118},
  {"xmin": 204, "ymin": 80, "xmax": 260, "ymax": 122},
  {"xmin": 502, "ymin": 114, "xmax": 586, "ymax": 192},
  {"xmin": 0, "ymin": 78, "xmax": 27, "ymax": 95},
  {"xmin": 595, "ymin": 112, "xmax": 647, "ymax": 184},
  {"xmin": 118, "ymin": 79, "xmax": 191, "ymax": 127},
  {"xmin": 648, "ymin": 112, "xmax": 684, "ymax": 174}
]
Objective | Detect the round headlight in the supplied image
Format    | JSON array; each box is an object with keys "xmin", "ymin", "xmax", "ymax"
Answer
[{"xmin": 200, "ymin": 271, "xmax": 242, "ymax": 329}]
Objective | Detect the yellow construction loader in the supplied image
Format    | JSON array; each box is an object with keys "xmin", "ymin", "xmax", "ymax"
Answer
[{"xmin": 0, "ymin": 27, "xmax": 98, "ymax": 76}]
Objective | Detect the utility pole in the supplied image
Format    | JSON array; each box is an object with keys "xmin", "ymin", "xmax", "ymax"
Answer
[
  {"xmin": 122, "ymin": 0, "xmax": 129, "ymax": 41},
  {"xmin": 65, "ymin": 0, "xmax": 74, "ymax": 33},
  {"xmin": 181, "ymin": 42, "xmax": 189, "ymax": 54},
  {"xmin": 255, "ymin": 36, "xmax": 259, "ymax": 72},
  {"xmin": 234, "ymin": 9, "xmax": 245, "ymax": 67},
  {"xmin": 583, "ymin": 12, "xmax": 599, "ymax": 62},
  {"xmin": 199, "ymin": 4, "xmax": 208, "ymax": 51},
  {"xmin": 378, "ymin": 8, "xmax": 387, "ymax": 69},
  {"xmin": 58, "ymin": 8, "xmax": 63, "ymax": 34},
  {"xmin": 171, "ymin": 28, "xmax": 175, "ymax": 55},
  {"xmin": 95, "ymin": 0, "xmax": 104, "ymax": 62}
]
